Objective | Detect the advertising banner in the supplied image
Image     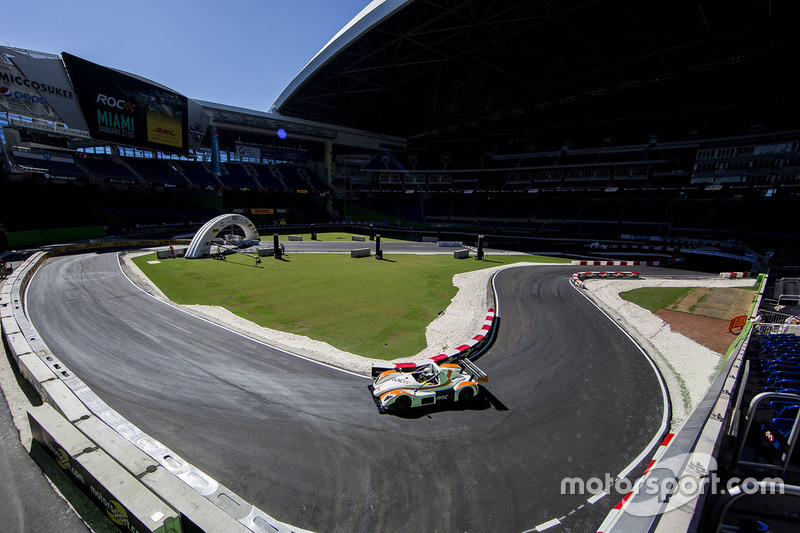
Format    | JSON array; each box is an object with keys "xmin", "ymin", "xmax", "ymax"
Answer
[
  {"xmin": 0, "ymin": 46, "xmax": 88, "ymax": 130},
  {"xmin": 235, "ymin": 143, "xmax": 261, "ymax": 159},
  {"xmin": 187, "ymin": 98, "xmax": 209, "ymax": 150},
  {"xmin": 62, "ymin": 53, "xmax": 189, "ymax": 153},
  {"xmin": 209, "ymin": 126, "xmax": 221, "ymax": 175}
]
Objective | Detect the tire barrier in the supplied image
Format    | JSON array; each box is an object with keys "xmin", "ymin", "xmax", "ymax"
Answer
[
  {"xmin": 371, "ymin": 308, "xmax": 496, "ymax": 377},
  {"xmin": 1, "ymin": 246, "xmax": 304, "ymax": 533},
  {"xmin": 570, "ymin": 271, "xmax": 640, "ymax": 289},
  {"xmin": 572, "ymin": 260, "xmax": 661, "ymax": 266}
]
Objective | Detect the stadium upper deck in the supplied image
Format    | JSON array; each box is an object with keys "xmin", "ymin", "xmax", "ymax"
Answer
[{"xmin": 275, "ymin": 0, "xmax": 800, "ymax": 144}]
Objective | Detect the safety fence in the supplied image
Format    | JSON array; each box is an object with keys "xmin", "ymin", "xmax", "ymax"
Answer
[{"xmin": 1, "ymin": 244, "xmax": 304, "ymax": 533}]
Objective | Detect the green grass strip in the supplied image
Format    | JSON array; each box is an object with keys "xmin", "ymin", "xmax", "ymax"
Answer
[
  {"xmin": 134, "ymin": 252, "xmax": 568, "ymax": 360},
  {"xmin": 618, "ymin": 286, "xmax": 694, "ymax": 313}
]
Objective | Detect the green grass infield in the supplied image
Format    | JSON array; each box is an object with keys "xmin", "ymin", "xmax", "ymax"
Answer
[{"xmin": 133, "ymin": 251, "xmax": 568, "ymax": 360}]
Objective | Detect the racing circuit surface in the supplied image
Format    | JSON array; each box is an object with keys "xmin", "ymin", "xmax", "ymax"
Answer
[{"xmin": 25, "ymin": 250, "xmax": 668, "ymax": 532}]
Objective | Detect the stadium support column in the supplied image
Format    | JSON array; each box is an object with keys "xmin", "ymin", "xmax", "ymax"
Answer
[
  {"xmin": 476, "ymin": 235, "xmax": 484, "ymax": 260},
  {"xmin": 324, "ymin": 143, "xmax": 333, "ymax": 188},
  {"xmin": 324, "ymin": 143, "xmax": 335, "ymax": 217},
  {"xmin": 375, "ymin": 234, "xmax": 382, "ymax": 260},
  {"xmin": 310, "ymin": 224, "xmax": 317, "ymax": 240},
  {"xmin": 273, "ymin": 233, "xmax": 282, "ymax": 259},
  {"xmin": 210, "ymin": 126, "xmax": 221, "ymax": 177},
  {"xmin": 369, "ymin": 224, "xmax": 374, "ymax": 241}
]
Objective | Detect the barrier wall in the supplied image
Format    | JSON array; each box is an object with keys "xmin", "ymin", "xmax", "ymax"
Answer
[
  {"xmin": 570, "ymin": 271, "xmax": 640, "ymax": 289},
  {"xmin": 371, "ymin": 308, "xmax": 497, "ymax": 377},
  {"xmin": 572, "ymin": 259, "xmax": 660, "ymax": 266},
  {"xmin": 351, "ymin": 248, "xmax": 371, "ymax": 258},
  {"xmin": 0, "ymin": 243, "xmax": 304, "ymax": 533}
]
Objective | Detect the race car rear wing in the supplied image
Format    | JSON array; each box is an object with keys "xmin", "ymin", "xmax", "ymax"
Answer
[{"xmin": 458, "ymin": 358, "xmax": 488, "ymax": 383}]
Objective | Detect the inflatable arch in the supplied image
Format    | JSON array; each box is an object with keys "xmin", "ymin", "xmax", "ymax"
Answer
[{"xmin": 185, "ymin": 214, "xmax": 260, "ymax": 258}]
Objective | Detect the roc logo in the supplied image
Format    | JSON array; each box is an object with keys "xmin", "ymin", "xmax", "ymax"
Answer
[{"xmin": 96, "ymin": 94, "xmax": 135, "ymax": 112}]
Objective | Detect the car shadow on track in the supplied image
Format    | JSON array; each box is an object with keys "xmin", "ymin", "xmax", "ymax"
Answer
[{"xmin": 377, "ymin": 386, "xmax": 509, "ymax": 418}]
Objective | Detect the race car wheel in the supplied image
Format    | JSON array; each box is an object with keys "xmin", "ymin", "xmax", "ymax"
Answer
[
  {"xmin": 459, "ymin": 387, "xmax": 475, "ymax": 403},
  {"xmin": 394, "ymin": 395, "xmax": 411, "ymax": 410}
]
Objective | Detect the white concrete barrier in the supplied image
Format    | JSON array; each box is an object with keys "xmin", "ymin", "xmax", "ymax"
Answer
[
  {"xmin": 351, "ymin": 248, "xmax": 371, "ymax": 258},
  {"xmin": 1, "ymin": 315, "xmax": 21, "ymax": 335},
  {"xmin": 257, "ymin": 247, "xmax": 275, "ymax": 257},
  {"xmin": 6, "ymin": 331, "xmax": 33, "ymax": 360},
  {"xmin": 74, "ymin": 416, "xmax": 252, "ymax": 533},
  {"xmin": 41, "ymin": 379, "xmax": 94, "ymax": 422},
  {"xmin": 352, "ymin": 235, "xmax": 366, "ymax": 242},
  {"xmin": 453, "ymin": 249, "xmax": 469, "ymax": 259},
  {"xmin": 29, "ymin": 404, "xmax": 181, "ymax": 533},
  {"xmin": 288, "ymin": 235, "xmax": 303, "ymax": 241}
]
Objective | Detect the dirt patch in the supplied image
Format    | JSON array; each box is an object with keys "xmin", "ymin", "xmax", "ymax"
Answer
[
  {"xmin": 669, "ymin": 287, "xmax": 755, "ymax": 321},
  {"xmin": 655, "ymin": 309, "xmax": 741, "ymax": 355}
]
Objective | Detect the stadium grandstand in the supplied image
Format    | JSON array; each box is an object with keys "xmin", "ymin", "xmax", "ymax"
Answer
[
  {"xmin": 2, "ymin": 0, "xmax": 799, "ymax": 260},
  {"xmin": 2, "ymin": 3, "xmax": 800, "ymax": 527}
]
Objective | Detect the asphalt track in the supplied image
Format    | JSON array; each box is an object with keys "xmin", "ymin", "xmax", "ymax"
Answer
[{"xmin": 25, "ymin": 250, "xmax": 667, "ymax": 532}]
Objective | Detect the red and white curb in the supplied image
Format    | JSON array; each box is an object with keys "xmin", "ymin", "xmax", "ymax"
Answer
[
  {"xmin": 571, "ymin": 271, "xmax": 640, "ymax": 288},
  {"xmin": 372, "ymin": 309, "xmax": 496, "ymax": 375},
  {"xmin": 596, "ymin": 433, "xmax": 675, "ymax": 533},
  {"xmin": 719, "ymin": 271, "xmax": 753, "ymax": 279},
  {"xmin": 572, "ymin": 260, "xmax": 661, "ymax": 266}
]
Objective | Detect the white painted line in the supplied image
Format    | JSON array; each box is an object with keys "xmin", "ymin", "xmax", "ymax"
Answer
[
  {"xmin": 588, "ymin": 491, "xmax": 607, "ymax": 504},
  {"xmin": 536, "ymin": 518, "xmax": 561, "ymax": 531}
]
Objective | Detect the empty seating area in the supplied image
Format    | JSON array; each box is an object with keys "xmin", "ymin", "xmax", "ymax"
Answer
[
  {"xmin": 78, "ymin": 156, "xmax": 137, "ymax": 183},
  {"xmin": 123, "ymin": 158, "xmax": 187, "ymax": 186},
  {"xmin": 11, "ymin": 154, "xmax": 89, "ymax": 179},
  {"xmin": 252, "ymin": 165, "xmax": 286, "ymax": 190},
  {"xmin": 700, "ymin": 319, "xmax": 800, "ymax": 533},
  {"xmin": 221, "ymin": 163, "xmax": 259, "ymax": 189},
  {"xmin": 175, "ymin": 161, "xmax": 220, "ymax": 187}
]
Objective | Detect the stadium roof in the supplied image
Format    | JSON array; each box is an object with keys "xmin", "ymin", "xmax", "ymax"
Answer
[{"xmin": 274, "ymin": 0, "xmax": 800, "ymax": 142}]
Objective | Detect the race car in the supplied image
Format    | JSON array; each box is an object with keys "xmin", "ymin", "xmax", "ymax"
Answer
[{"xmin": 370, "ymin": 360, "xmax": 486, "ymax": 411}]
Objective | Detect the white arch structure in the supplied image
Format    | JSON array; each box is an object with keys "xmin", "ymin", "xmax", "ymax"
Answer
[{"xmin": 185, "ymin": 214, "xmax": 260, "ymax": 258}]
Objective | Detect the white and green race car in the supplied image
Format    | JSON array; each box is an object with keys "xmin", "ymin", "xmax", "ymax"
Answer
[{"xmin": 370, "ymin": 360, "xmax": 486, "ymax": 412}]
